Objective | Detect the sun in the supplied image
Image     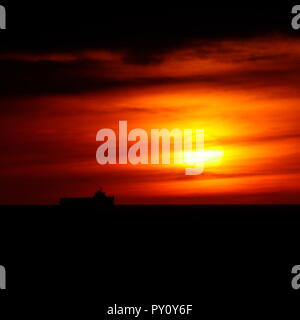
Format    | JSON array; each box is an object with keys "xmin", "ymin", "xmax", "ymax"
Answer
[{"xmin": 183, "ymin": 149, "xmax": 224, "ymax": 166}]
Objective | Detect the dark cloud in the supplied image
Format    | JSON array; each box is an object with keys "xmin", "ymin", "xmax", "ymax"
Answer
[
  {"xmin": 1, "ymin": 3, "xmax": 294, "ymax": 61},
  {"xmin": 0, "ymin": 3, "xmax": 299, "ymax": 98},
  {"xmin": 0, "ymin": 54, "xmax": 300, "ymax": 97},
  {"xmin": 149, "ymin": 190, "xmax": 300, "ymax": 204}
]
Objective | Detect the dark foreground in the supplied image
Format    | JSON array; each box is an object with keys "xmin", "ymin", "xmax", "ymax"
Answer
[{"xmin": 0, "ymin": 205, "xmax": 299, "ymax": 316}]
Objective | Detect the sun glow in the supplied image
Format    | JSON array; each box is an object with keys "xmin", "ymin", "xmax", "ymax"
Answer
[{"xmin": 183, "ymin": 150, "xmax": 224, "ymax": 166}]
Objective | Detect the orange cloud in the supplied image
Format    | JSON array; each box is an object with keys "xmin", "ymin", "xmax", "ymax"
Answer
[{"xmin": 1, "ymin": 35, "xmax": 300, "ymax": 204}]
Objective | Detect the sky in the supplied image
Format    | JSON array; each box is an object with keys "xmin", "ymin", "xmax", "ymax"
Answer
[{"xmin": 1, "ymin": 3, "xmax": 300, "ymax": 204}]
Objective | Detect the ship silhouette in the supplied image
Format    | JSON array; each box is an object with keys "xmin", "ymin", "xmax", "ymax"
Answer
[{"xmin": 60, "ymin": 189, "xmax": 115, "ymax": 208}]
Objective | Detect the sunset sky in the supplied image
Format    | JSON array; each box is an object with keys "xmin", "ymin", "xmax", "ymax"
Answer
[{"xmin": 1, "ymin": 4, "xmax": 300, "ymax": 204}]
